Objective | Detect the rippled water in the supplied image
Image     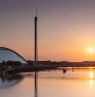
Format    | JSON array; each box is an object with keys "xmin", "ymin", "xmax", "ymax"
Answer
[{"xmin": 0, "ymin": 69, "xmax": 95, "ymax": 97}]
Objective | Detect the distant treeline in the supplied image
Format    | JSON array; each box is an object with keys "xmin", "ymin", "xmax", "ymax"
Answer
[
  {"xmin": 27, "ymin": 60, "xmax": 95, "ymax": 67},
  {"xmin": 0, "ymin": 60, "xmax": 95, "ymax": 74},
  {"xmin": 0, "ymin": 60, "xmax": 95, "ymax": 68}
]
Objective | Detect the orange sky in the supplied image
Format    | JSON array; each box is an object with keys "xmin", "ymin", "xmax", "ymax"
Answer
[{"xmin": 0, "ymin": 0, "xmax": 95, "ymax": 61}]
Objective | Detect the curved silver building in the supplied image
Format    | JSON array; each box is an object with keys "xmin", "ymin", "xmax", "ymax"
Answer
[{"xmin": 0, "ymin": 47, "xmax": 27, "ymax": 64}]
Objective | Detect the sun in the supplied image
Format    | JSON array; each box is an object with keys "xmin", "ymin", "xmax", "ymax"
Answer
[{"xmin": 87, "ymin": 48, "xmax": 94, "ymax": 54}]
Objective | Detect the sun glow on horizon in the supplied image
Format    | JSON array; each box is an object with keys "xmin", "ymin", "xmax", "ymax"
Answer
[{"xmin": 87, "ymin": 48, "xmax": 94, "ymax": 54}]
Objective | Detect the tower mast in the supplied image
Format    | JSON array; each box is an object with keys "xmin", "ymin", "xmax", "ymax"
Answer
[{"xmin": 34, "ymin": 10, "xmax": 38, "ymax": 97}]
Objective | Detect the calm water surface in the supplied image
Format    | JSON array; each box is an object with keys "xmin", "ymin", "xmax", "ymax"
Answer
[{"xmin": 0, "ymin": 69, "xmax": 95, "ymax": 97}]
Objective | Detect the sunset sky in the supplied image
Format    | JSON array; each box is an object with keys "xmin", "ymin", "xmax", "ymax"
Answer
[{"xmin": 0, "ymin": 0, "xmax": 95, "ymax": 61}]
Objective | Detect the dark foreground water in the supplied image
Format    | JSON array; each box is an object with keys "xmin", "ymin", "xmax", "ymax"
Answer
[{"xmin": 0, "ymin": 69, "xmax": 95, "ymax": 97}]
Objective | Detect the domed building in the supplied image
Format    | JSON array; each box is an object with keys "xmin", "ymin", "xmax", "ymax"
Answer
[{"xmin": 0, "ymin": 47, "xmax": 27, "ymax": 64}]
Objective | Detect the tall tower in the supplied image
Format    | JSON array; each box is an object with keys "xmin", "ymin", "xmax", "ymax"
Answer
[
  {"xmin": 34, "ymin": 12, "xmax": 38, "ymax": 64},
  {"xmin": 34, "ymin": 13, "xmax": 38, "ymax": 97}
]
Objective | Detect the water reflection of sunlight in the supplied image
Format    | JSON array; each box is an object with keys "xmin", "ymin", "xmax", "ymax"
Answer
[
  {"xmin": 89, "ymin": 69, "xmax": 94, "ymax": 88},
  {"xmin": 90, "ymin": 79, "xmax": 93, "ymax": 88},
  {"xmin": 89, "ymin": 71, "xmax": 94, "ymax": 79}
]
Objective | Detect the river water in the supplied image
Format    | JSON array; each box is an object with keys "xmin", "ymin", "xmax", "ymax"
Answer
[{"xmin": 0, "ymin": 68, "xmax": 95, "ymax": 97}]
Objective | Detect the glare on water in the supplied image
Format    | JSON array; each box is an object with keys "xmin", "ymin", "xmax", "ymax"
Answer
[
  {"xmin": 89, "ymin": 68, "xmax": 94, "ymax": 89},
  {"xmin": 89, "ymin": 71, "xmax": 94, "ymax": 79},
  {"xmin": 89, "ymin": 79, "xmax": 93, "ymax": 88}
]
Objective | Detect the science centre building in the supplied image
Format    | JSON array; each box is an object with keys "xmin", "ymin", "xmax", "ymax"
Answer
[{"xmin": 0, "ymin": 47, "xmax": 27, "ymax": 64}]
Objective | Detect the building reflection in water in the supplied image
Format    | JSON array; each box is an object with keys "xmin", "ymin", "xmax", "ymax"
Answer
[{"xmin": 0, "ymin": 74, "xmax": 23, "ymax": 88}]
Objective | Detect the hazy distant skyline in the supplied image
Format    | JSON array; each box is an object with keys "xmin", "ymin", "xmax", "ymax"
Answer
[{"xmin": 0, "ymin": 0, "xmax": 95, "ymax": 61}]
